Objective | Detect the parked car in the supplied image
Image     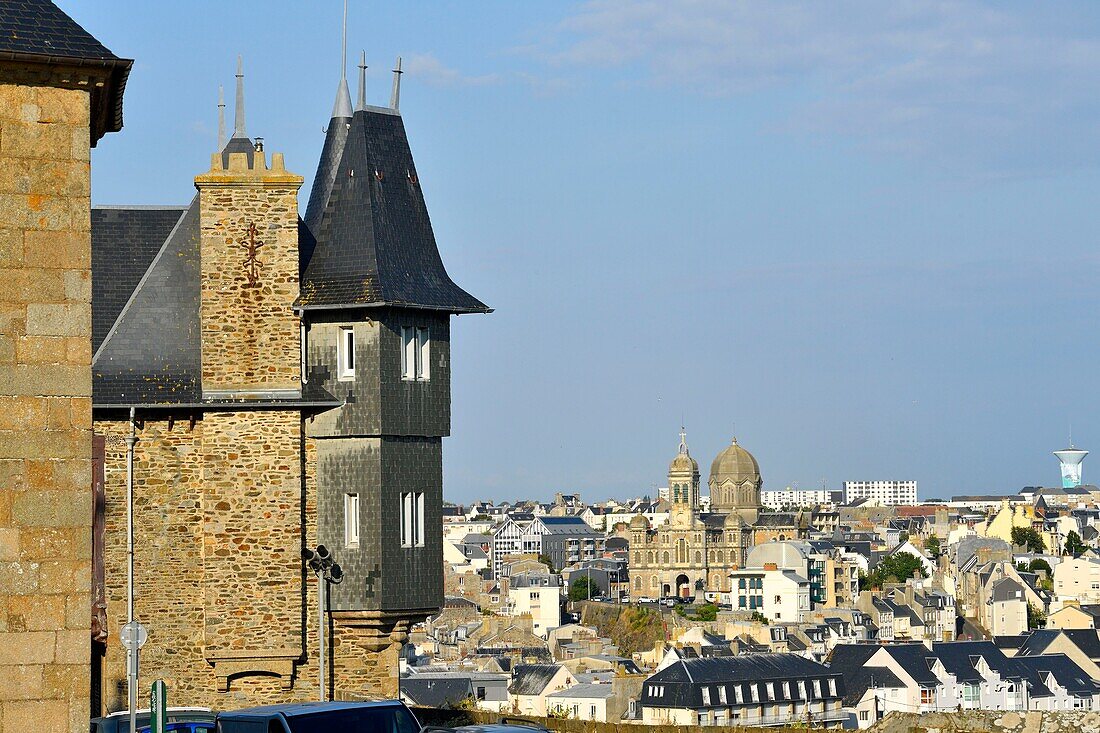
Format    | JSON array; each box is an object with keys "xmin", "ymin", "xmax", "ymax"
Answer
[
  {"xmin": 636, "ymin": 596, "xmax": 655, "ymax": 603},
  {"xmin": 138, "ymin": 723, "xmax": 214, "ymax": 733},
  {"xmin": 91, "ymin": 708, "xmax": 215, "ymax": 733},
  {"xmin": 215, "ymin": 700, "xmax": 420, "ymax": 733}
]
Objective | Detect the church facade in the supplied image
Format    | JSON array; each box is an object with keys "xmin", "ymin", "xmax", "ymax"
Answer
[
  {"xmin": 629, "ymin": 433, "xmax": 803, "ymax": 599},
  {"xmin": 89, "ymin": 57, "xmax": 487, "ymax": 710}
]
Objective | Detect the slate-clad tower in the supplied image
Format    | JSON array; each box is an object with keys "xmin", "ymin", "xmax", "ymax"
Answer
[
  {"xmin": 86, "ymin": 52, "xmax": 485, "ymax": 707},
  {"xmin": 300, "ymin": 60, "xmax": 489, "ymax": 696}
]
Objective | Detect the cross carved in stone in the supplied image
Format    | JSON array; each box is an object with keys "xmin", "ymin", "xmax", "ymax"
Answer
[{"xmin": 240, "ymin": 222, "xmax": 263, "ymax": 287}]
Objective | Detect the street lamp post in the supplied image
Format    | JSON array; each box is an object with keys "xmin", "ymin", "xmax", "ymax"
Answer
[{"xmin": 304, "ymin": 545, "xmax": 343, "ymax": 701}]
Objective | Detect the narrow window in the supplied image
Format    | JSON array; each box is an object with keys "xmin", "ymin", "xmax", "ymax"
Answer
[
  {"xmin": 401, "ymin": 492, "xmax": 413, "ymax": 547},
  {"xmin": 401, "ymin": 491, "xmax": 426, "ymax": 548},
  {"xmin": 417, "ymin": 327, "xmax": 431, "ymax": 380},
  {"xmin": 416, "ymin": 491, "xmax": 425, "ymax": 547},
  {"xmin": 344, "ymin": 493, "xmax": 359, "ymax": 547},
  {"xmin": 401, "ymin": 327, "xmax": 415, "ymax": 380},
  {"xmin": 300, "ymin": 322, "xmax": 308, "ymax": 383},
  {"xmin": 339, "ymin": 327, "xmax": 355, "ymax": 379}
]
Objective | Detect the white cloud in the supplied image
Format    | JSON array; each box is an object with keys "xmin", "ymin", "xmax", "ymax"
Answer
[
  {"xmin": 402, "ymin": 53, "xmax": 502, "ymax": 88},
  {"xmin": 535, "ymin": 0, "xmax": 1100, "ymax": 176}
]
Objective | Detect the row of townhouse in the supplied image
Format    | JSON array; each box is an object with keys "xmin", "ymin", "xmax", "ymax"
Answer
[
  {"xmin": 829, "ymin": 641, "xmax": 1100, "ymax": 728},
  {"xmin": 856, "ymin": 581, "xmax": 956, "ymax": 642},
  {"xmin": 640, "ymin": 654, "xmax": 847, "ymax": 727}
]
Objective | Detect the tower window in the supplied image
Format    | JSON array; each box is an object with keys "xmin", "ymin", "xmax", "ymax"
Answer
[
  {"xmin": 401, "ymin": 326, "xmax": 431, "ymax": 381},
  {"xmin": 344, "ymin": 493, "xmax": 360, "ymax": 547},
  {"xmin": 401, "ymin": 491, "xmax": 425, "ymax": 548},
  {"xmin": 338, "ymin": 327, "xmax": 355, "ymax": 379}
]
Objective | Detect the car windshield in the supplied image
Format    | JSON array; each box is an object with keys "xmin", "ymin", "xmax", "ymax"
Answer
[{"xmin": 286, "ymin": 706, "xmax": 419, "ymax": 733}]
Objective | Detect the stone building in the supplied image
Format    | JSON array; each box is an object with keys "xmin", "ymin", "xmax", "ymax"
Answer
[
  {"xmin": 89, "ymin": 55, "xmax": 487, "ymax": 709},
  {"xmin": 629, "ymin": 431, "xmax": 802, "ymax": 599},
  {"xmin": 0, "ymin": 3, "xmax": 130, "ymax": 732}
]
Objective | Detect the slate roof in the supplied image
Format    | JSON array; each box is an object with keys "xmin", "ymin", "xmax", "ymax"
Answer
[
  {"xmin": 546, "ymin": 684, "xmax": 615, "ymax": 700},
  {"xmin": 754, "ymin": 513, "xmax": 797, "ymax": 527},
  {"xmin": 0, "ymin": 0, "xmax": 131, "ymax": 142},
  {"xmin": 400, "ymin": 676, "xmax": 473, "ymax": 707},
  {"xmin": 298, "ymin": 105, "xmax": 489, "ymax": 313},
  {"xmin": 1062, "ymin": 629, "xmax": 1100, "ymax": 658},
  {"xmin": 875, "ymin": 644, "xmax": 940, "ymax": 686},
  {"xmin": 90, "ymin": 199, "xmax": 338, "ymax": 408},
  {"xmin": 92, "ymin": 199, "xmax": 202, "ymax": 404},
  {"xmin": 931, "ymin": 641, "xmax": 1013, "ymax": 684},
  {"xmin": 91, "ymin": 206, "xmax": 188, "ymax": 351},
  {"xmin": 1012, "ymin": 653, "xmax": 1100, "ymax": 698},
  {"xmin": 826, "ymin": 644, "xmax": 904, "ymax": 705},
  {"xmin": 509, "ymin": 664, "xmax": 563, "ymax": 696},
  {"xmin": 642, "ymin": 655, "xmax": 843, "ymax": 709}
]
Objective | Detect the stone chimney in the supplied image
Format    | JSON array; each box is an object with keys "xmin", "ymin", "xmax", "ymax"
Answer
[{"xmin": 194, "ymin": 147, "xmax": 303, "ymax": 397}]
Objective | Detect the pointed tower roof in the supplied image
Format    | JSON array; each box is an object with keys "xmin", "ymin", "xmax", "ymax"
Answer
[
  {"xmin": 303, "ymin": 17, "xmax": 355, "ymax": 239},
  {"xmin": 221, "ymin": 56, "xmax": 254, "ymax": 167},
  {"xmin": 298, "ymin": 105, "xmax": 489, "ymax": 313}
]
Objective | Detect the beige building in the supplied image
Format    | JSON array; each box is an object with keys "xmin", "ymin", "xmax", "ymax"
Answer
[
  {"xmin": 1053, "ymin": 556, "xmax": 1100, "ymax": 603},
  {"xmin": 630, "ymin": 432, "xmax": 801, "ymax": 599}
]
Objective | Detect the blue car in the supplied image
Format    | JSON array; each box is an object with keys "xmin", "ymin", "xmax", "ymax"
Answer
[{"xmin": 215, "ymin": 700, "xmax": 421, "ymax": 733}]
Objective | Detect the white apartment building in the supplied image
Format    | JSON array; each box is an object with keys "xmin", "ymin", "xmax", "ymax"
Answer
[
  {"xmin": 761, "ymin": 486, "xmax": 841, "ymax": 509},
  {"xmin": 727, "ymin": 565, "xmax": 811, "ymax": 623},
  {"xmin": 506, "ymin": 571, "xmax": 563, "ymax": 638},
  {"xmin": 844, "ymin": 480, "xmax": 917, "ymax": 506}
]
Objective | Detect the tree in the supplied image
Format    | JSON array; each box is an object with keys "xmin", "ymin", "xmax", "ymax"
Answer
[
  {"xmin": 538, "ymin": 554, "xmax": 556, "ymax": 572},
  {"xmin": 695, "ymin": 603, "xmax": 718, "ymax": 622},
  {"xmin": 1065, "ymin": 531, "xmax": 1087, "ymax": 557},
  {"xmin": 1011, "ymin": 527, "xmax": 1045, "ymax": 553},
  {"xmin": 865, "ymin": 552, "xmax": 927, "ymax": 589},
  {"xmin": 925, "ymin": 535, "xmax": 942, "ymax": 558},
  {"xmin": 1027, "ymin": 603, "xmax": 1047, "ymax": 629},
  {"xmin": 569, "ymin": 575, "xmax": 600, "ymax": 601}
]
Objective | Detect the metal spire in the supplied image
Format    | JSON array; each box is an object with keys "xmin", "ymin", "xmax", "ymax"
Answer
[
  {"xmin": 390, "ymin": 56, "xmax": 402, "ymax": 110},
  {"xmin": 233, "ymin": 55, "xmax": 246, "ymax": 138},
  {"xmin": 356, "ymin": 50, "xmax": 367, "ymax": 111},
  {"xmin": 217, "ymin": 85, "xmax": 226, "ymax": 149},
  {"xmin": 331, "ymin": 0, "xmax": 352, "ymax": 118},
  {"xmin": 678, "ymin": 426, "xmax": 689, "ymax": 455}
]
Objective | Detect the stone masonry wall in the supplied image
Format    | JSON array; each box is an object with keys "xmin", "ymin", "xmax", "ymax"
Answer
[
  {"xmin": 869, "ymin": 710, "xmax": 1100, "ymax": 733},
  {"xmin": 201, "ymin": 410, "xmax": 303, "ymax": 661},
  {"xmin": 194, "ymin": 150, "xmax": 303, "ymax": 394},
  {"xmin": 0, "ymin": 82, "xmax": 93, "ymax": 733},
  {"xmin": 96, "ymin": 415, "xmax": 326, "ymax": 710}
]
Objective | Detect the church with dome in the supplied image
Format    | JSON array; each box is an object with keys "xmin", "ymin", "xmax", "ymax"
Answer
[{"xmin": 629, "ymin": 431, "xmax": 805, "ymax": 599}]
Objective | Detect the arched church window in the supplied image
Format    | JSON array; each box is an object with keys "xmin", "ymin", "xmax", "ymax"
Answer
[
  {"xmin": 663, "ymin": 551, "xmax": 670, "ymax": 565},
  {"xmin": 677, "ymin": 539, "xmax": 686, "ymax": 564},
  {"xmin": 647, "ymin": 551, "xmax": 654, "ymax": 564},
  {"xmin": 716, "ymin": 550, "xmax": 724, "ymax": 564},
  {"xmin": 651, "ymin": 576, "xmax": 658, "ymax": 588},
  {"xmin": 695, "ymin": 551, "xmax": 701, "ymax": 564},
  {"xmin": 635, "ymin": 577, "xmax": 642, "ymax": 590}
]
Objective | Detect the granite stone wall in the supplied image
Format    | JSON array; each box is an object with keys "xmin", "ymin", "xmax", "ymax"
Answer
[
  {"xmin": 0, "ymin": 82, "xmax": 93, "ymax": 733},
  {"xmin": 95, "ymin": 414, "xmax": 324, "ymax": 709},
  {"xmin": 194, "ymin": 150, "xmax": 303, "ymax": 394}
]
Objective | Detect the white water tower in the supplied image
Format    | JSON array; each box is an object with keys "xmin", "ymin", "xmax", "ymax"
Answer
[{"xmin": 1054, "ymin": 445, "xmax": 1088, "ymax": 488}]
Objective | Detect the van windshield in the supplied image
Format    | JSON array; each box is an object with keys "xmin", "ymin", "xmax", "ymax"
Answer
[{"xmin": 285, "ymin": 706, "xmax": 419, "ymax": 733}]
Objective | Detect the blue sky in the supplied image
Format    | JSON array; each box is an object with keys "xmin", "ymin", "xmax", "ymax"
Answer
[{"xmin": 71, "ymin": 1, "xmax": 1100, "ymax": 502}]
